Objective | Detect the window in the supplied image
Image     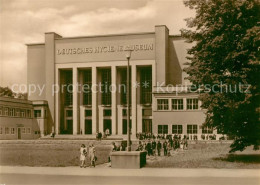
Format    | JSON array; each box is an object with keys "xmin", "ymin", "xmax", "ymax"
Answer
[
  {"xmin": 83, "ymin": 70, "xmax": 92, "ymax": 105},
  {"xmin": 101, "ymin": 69, "xmax": 111, "ymax": 105},
  {"xmin": 122, "ymin": 109, "xmax": 131, "ymax": 116},
  {"xmin": 103, "ymin": 109, "xmax": 111, "ymax": 116},
  {"xmin": 0, "ymin": 127, "xmax": 3, "ymax": 134},
  {"xmin": 142, "ymin": 119, "xmax": 152, "ymax": 133},
  {"xmin": 21, "ymin": 110, "xmax": 25, "ymax": 118},
  {"xmin": 11, "ymin": 128, "xmax": 15, "ymax": 134},
  {"xmin": 85, "ymin": 110, "xmax": 92, "ymax": 117},
  {"xmin": 187, "ymin": 98, "xmax": 199, "ymax": 110},
  {"xmin": 172, "ymin": 125, "xmax": 183, "ymax": 134},
  {"xmin": 172, "ymin": 99, "xmax": 183, "ymax": 110},
  {"xmin": 5, "ymin": 127, "xmax": 9, "ymax": 134},
  {"xmin": 158, "ymin": 125, "xmax": 168, "ymax": 134},
  {"xmin": 15, "ymin": 108, "xmax": 20, "ymax": 117},
  {"xmin": 0, "ymin": 106, "xmax": 3, "ymax": 116},
  {"xmin": 26, "ymin": 128, "xmax": 31, "ymax": 134},
  {"xmin": 27, "ymin": 110, "xmax": 32, "ymax": 118},
  {"xmin": 63, "ymin": 70, "xmax": 73, "ymax": 106},
  {"xmin": 10, "ymin": 108, "xmax": 15, "ymax": 117},
  {"xmin": 34, "ymin": 110, "xmax": 41, "ymax": 118},
  {"xmin": 140, "ymin": 67, "xmax": 152, "ymax": 104},
  {"xmin": 142, "ymin": 109, "xmax": 152, "ymax": 116},
  {"xmin": 202, "ymin": 126, "xmax": 213, "ymax": 134},
  {"xmin": 4, "ymin": 107, "xmax": 9, "ymax": 116},
  {"xmin": 157, "ymin": 99, "xmax": 169, "ymax": 110},
  {"xmin": 120, "ymin": 68, "xmax": 131, "ymax": 105},
  {"xmin": 187, "ymin": 125, "xmax": 198, "ymax": 134},
  {"xmin": 66, "ymin": 110, "xmax": 73, "ymax": 117},
  {"xmin": 21, "ymin": 128, "xmax": 26, "ymax": 134}
]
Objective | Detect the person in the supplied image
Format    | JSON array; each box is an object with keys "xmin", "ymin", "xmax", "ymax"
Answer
[
  {"xmin": 157, "ymin": 140, "xmax": 162, "ymax": 156},
  {"xmin": 105, "ymin": 128, "xmax": 110, "ymax": 137},
  {"xmin": 89, "ymin": 144, "xmax": 96, "ymax": 167},
  {"xmin": 152, "ymin": 140, "xmax": 156, "ymax": 156},
  {"xmin": 163, "ymin": 140, "xmax": 168, "ymax": 156},
  {"xmin": 145, "ymin": 140, "xmax": 152, "ymax": 156},
  {"xmin": 120, "ymin": 142, "xmax": 125, "ymax": 151},
  {"xmin": 167, "ymin": 141, "xmax": 171, "ymax": 156},
  {"xmin": 79, "ymin": 144, "xmax": 87, "ymax": 168},
  {"xmin": 136, "ymin": 141, "xmax": 143, "ymax": 151}
]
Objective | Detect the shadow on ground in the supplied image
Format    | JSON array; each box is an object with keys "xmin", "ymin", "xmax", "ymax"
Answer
[{"xmin": 214, "ymin": 154, "xmax": 260, "ymax": 163}]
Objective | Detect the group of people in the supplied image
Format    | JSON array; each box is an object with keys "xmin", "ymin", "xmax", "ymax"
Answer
[
  {"xmin": 136, "ymin": 136, "xmax": 188, "ymax": 156},
  {"xmin": 79, "ymin": 144, "xmax": 97, "ymax": 168},
  {"xmin": 95, "ymin": 129, "xmax": 111, "ymax": 140}
]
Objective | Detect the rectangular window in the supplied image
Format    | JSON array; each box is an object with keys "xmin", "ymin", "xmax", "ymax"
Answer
[
  {"xmin": 85, "ymin": 110, "xmax": 92, "ymax": 117},
  {"xmin": 101, "ymin": 69, "xmax": 112, "ymax": 105},
  {"xmin": 120, "ymin": 68, "xmax": 131, "ymax": 105},
  {"xmin": 83, "ymin": 70, "xmax": 92, "ymax": 105},
  {"xmin": 202, "ymin": 126, "xmax": 213, "ymax": 134},
  {"xmin": 172, "ymin": 125, "xmax": 183, "ymax": 134},
  {"xmin": 15, "ymin": 108, "xmax": 20, "ymax": 117},
  {"xmin": 11, "ymin": 128, "xmax": 15, "ymax": 134},
  {"xmin": 158, "ymin": 125, "xmax": 168, "ymax": 134},
  {"xmin": 66, "ymin": 110, "xmax": 73, "ymax": 117},
  {"xmin": 21, "ymin": 110, "xmax": 25, "ymax": 118},
  {"xmin": 187, "ymin": 125, "xmax": 198, "ymax": 134},
  {"xmin": 157, "ymin": 99, "xmax": 169, "ymax": 110},
  {"xmin": 142, "ymin": 119, "xmax": 152, "ymax": 133},
  {"xmin": 22, "ymin": 128, "xmax": 26, "ymax": 134},
  {"xmin": 0, "ymin": 106, "xmax": 3, "ymax": 116},
  {"xmin": 10, "ymin": 108, "xmax": 15, "ymax": 117},
  {"xmin": 140, "ymin": 67, "xmax": 152, "ymax": 104},
  {"xmin": 187, "ymin": 98, "xmax": 199, "ymax": 110},
  {"xmin": 4, "ymin": 107, "xmax": 9, "ymax": 116},
  {"xmin": 26, "ymin": 128, "xmax": 31, "ymax": 134},
  {"xmin": 5, "ymin": 127, "xmax": 9, "ymax": 134},
  {"xmin": 103, "ymin": 109, "xmax": 111, "ymax": 116},
  {"xmin": 172, "ymin": 99, "xmax": 184, "ymax": 110},
  {"xmin": 34, "ymin": 110, "xmax": 41, "ymax": 118},
  {"xmin": 0, "ymin": 127, "xmax": 3, "ymax": 134},
  {"xmin": 27, "ymin": 110, "xmax": 32, "ymax": 118},
  {"xmin": 63, "ymin": 70, "xmax": 73, "ymax": 106},
  {"xmin": 122, "ymin": 109, "xmax": 131, "ymax": 116},
  {"xmin": 142, "ymin": 109, "xmax": 152, "ymax": 116}
]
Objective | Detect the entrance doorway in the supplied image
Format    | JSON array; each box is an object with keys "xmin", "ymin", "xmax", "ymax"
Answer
[
  {"xmin": 142, "ymin": 119, "xmax": 152, "ymax": 133},
  {"xmin": 103, "ymin": 119, "xmax": 112, "ymax": 135},
  {"xmin": 17, "ymin": 128, "xmax": 21, "ymax": 139},
  {"xmin": 85, "ymin": 120, "xmax": 92, "ymax": 134}
]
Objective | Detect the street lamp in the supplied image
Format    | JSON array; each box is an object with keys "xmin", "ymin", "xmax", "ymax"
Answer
[{"xmin": 125, "ymin": 49, "xmax": 133, "ymax": 152}]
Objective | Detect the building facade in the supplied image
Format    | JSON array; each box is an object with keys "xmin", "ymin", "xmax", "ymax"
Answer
[
  {"xmin": 0, "ymin": 97, "xmax": 49, "ymax": 139},
  {"xmin": 27, "ymin": 25, "xmax": 219, "ymax": 139}
]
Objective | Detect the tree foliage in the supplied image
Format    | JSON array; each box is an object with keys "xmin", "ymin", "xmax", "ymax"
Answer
[{"xmin": 181, "ymin": 0, "xmax": 260, "ymax": 152}]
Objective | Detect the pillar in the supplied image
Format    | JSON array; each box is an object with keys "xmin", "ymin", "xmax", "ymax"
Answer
[
  {"xmin": 73, "ymin": 67, "xmax": 78, "ymax": 135},
  {"xmin": 92, "ymin": 67, "xmax": 97, "ymax": 134},
  {"xmin": 131, "ymin": 64, "xmax": 137, "ymax": 138},
  {"xmin": 111, "ymin": 66, "xmax": 117, "ymax": 135}
]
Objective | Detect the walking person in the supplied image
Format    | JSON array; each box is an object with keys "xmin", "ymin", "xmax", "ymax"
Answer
[
  {"xmin": 157, "ymin": 140, "xmax": 162, "ymax": 156},
  {"xmin": 79, "ymin": 144, "xmax": 87, "ymax": 168},
  {"xmin": 89, "ymin": 144, "xmax": 96, "ymax": 167},
  {"xmin": 163, "ymin": 140, "xmax": 168, "ymax": 156}
]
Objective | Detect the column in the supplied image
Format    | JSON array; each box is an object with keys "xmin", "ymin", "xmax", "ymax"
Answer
[
  {"xmin": 131, "ymin": 65, "xmax": 137, "ymax": 138},
  {"xmin": 55, "ymin": 68, "xmax": 60, "ymax": 134},
  {"xmin": 92, "ymin": 67, "xmax": 97, "ymax": 134},
  {"xmin": 111, "ymin": 66, "xmax": 117, "ymax": 135},
  {"xmin": 73, "ymin": 67, "xmax": 78, "ymax": 135},
  {"xmin": 80, "ymin": 106, "xmax": 85, "ymax": 135}
]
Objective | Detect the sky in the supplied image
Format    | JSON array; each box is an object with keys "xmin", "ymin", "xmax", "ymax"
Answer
[{"xmin": 0, "ymin": 0, "xmax": 195, "ymax": 87}]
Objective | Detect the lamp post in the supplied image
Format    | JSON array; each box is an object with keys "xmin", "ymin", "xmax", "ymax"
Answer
[{"xmin": 125, "ymin": 49, "xmax": 133, "ymax": 152}]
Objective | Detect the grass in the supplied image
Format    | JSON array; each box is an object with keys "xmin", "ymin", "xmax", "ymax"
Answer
[
  {"xmin": 146, "ymin": 142, "xmax": 260, "ymax": 168},
  {"xmin": 0, "ymin": 140, "xmax": 118, "ymax": 167},
  {"xmin": 0, "ymin": 140, "xmax": 259, "ymax": 168}
]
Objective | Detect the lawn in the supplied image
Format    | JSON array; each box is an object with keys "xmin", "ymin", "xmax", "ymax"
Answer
[
  {"xmin": 0, "ymin": 140, "xmax": 119, "ymax": 167},
  {"xmin": 146, "ymin": 142, "xmax": 260, "ymax": 169},
  {"xmin": 0, "ymin": 140, "xmax": 259, "ymax": 168}
]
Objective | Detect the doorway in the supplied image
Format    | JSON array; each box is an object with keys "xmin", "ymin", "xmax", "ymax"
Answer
[
  {"xmin": 103, "ymin": 119, "xmax": 112, "ymax": 135},
  {"xmin": 17, "ymin": 128, "xmax": 21, "ymax": 139}
]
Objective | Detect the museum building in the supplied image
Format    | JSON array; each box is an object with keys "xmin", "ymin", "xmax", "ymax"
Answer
[{"xmin": 26, "ymin": 25, "xmax": 218, "ymax": 139}]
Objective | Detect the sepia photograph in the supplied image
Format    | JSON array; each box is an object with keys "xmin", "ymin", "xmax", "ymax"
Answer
[{"xmin": 0, "ymin": 0, "xmax": 259, "ymax": 184}]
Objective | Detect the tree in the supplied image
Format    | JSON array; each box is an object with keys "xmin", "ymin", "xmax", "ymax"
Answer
[{"xmin": 181, "ymin": 0, "xmax": 260, "ymax": 152}]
